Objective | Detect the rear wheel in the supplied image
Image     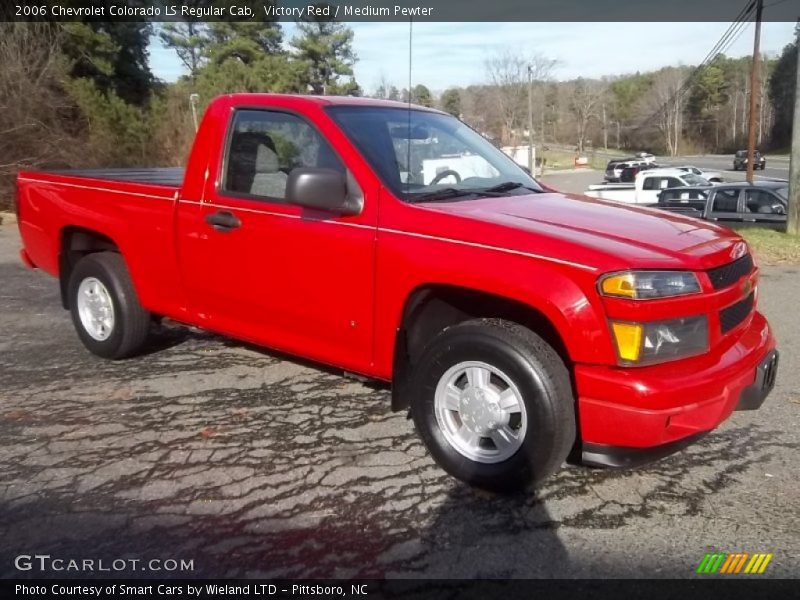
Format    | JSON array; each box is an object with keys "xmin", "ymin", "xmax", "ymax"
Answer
[
  {"xmin": 410, "ymin": 318, "xmax": 576, "ymax": 491},
  {"xmin": 68, "ymin": 252, "xmax": 150, "ymax": 359}
]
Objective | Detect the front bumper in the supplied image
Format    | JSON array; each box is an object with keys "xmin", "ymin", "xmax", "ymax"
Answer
[{"xmin": 575, "ymin": 311, "xmax": 776, "ymax": 464}]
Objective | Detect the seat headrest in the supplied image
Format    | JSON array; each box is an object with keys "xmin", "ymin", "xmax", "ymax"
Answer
[
  {"xmin": 255, "ymin": 143, "xmax": 280, "ymax": 174},
  {"xmin": 230, "ymin": 132, "xmax": 279, "ymax": 173}
]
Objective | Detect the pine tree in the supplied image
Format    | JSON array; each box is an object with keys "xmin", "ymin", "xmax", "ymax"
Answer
[
  {"xmin": 291, "ymin": 12, "xmax": 357, "ymax": 95},
  {"xmin": 61, "ymin": 21, "xmax": 153, "ymax": 106},
  {"xmin": 158, "ymin": 21, "xmax": 209, "ymax": 79},
  {"xmin": 412, "ymin": 84, "xmax": 433, "ymax": 107},
  {"xmin": 440, "ymin": 88, "xmax": 461, "ymax": 116},
  {"xmin": 207, "ymin": 21, "xmax": 283, "ymax": 65}
]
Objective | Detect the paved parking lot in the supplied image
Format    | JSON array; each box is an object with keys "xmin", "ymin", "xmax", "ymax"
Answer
[{"xmin": 1, "ymin": 218, "xmax": 798, "ymax": 579}]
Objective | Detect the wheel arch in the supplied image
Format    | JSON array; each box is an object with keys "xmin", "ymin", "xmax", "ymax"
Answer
[
  {"xmin": 391, "ymin": 283, "xmax": 574, "ymax": 412},
  {"xmin": 59, "ymin": 226, "xmax": 121, "ymax": 309}
]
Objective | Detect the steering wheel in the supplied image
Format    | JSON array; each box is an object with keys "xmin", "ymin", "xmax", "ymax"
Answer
[{"xmin": 430, "ymin": 170, "xmax": 461, "ymax": 185}]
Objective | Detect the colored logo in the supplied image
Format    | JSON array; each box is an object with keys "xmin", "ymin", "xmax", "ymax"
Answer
[{"xmin": 697, "ymin": 552, "xmax": 773, "ymax": 574}]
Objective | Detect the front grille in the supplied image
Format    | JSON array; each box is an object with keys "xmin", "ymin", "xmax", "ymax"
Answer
[
  {"xmin": 719, "ymin": 292, "xmax": 754, "ymax": 334},
  {"xmin": 707, "ymin": 254, "xmax": 753, "ymax": 290}
]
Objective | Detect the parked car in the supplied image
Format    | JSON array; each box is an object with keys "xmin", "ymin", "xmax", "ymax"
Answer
[
  {"xmin": 673, "ymin": 165, "xmax": 724, "ymax": 183},
  {"xmin": 604, "ymin": 157, "xmax": 644, "ymax": 182},
  {"xmin": 586, "ymin": 168, "xmax": 711, "ymax": 204},
  {"xmin": 733, "ymin": 150, "xmax": 766, "ymax": 171},
  {"xmin": 635, "ymin": 152, "xmax": 656, "ymax": 164},
  {"xmin": 15, "ymin": 93, "xmax": 778, "ymax": 490},
  {"xmin": 656, "ymin": 182, "xmax": 788, "ymax": 230},
  {"xmin": 619, "ymin": 163, "xmax": 657, "ymax": 183}
]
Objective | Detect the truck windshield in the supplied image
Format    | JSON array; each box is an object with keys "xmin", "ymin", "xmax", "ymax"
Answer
[
  {"xmin": 682, "ymin": 173, "xmax": 711, "ymax": 186},
  {"xmin": 326, "ymin": 106, "xmax": 542, "ymax": 202}
]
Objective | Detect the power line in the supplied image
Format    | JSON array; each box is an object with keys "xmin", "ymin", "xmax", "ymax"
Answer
[{"xmin": 633, "ymin": 0, "xmax": 757, "ymax": 133}]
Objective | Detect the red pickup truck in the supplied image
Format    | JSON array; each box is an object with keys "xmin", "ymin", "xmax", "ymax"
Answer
[{"xmin": 15, "ymin": 94, "xmax": 778, "ymax": 490}]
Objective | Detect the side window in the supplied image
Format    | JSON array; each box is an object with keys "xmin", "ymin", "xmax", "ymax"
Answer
[
  {"xmin": 223, "ymin": 110, "xmax": 344, "ymax": 201},
  {"xmin": 666, "ymin": 177, "xmax": 682, "ymax": 188},
  {"xmin": 745, "ymin": 190, "xmax": 783, "ymax": 214},
  {"xmin": 642, "ymin": 177, "xmax": 657, "ymax": 191},
  {"xmin": 711, "ymin": 189, "xmax": 739, "ymax": 213}
]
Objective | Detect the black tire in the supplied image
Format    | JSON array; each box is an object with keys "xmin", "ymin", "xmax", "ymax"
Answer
[
  {"xmin": 409, "ymin": 318, "xmax": 576, "ymax": 491},
  {"xmin": 67, "ymin": 252, "xmax": 150, "ymax": 359}
]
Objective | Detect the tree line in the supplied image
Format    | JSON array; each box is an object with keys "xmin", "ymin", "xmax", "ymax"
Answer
[
  {"xmin": 440, "ymin": 43, "xmax": 797, "ymax": 156},
  {"xmin": 372, "ymin": 44, "xmax": 796, "ymax": 158},
  {"xmin": 1, "ymin": 20, "xmax": 796, "ymax": 212}
]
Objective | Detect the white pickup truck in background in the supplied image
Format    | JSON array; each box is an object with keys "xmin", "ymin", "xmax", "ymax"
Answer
[{"xmin": 584, "ymin": 168, "xmax": 712, "ymax": 204}]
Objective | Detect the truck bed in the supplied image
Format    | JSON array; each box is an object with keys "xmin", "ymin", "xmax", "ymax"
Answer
[{"xmin": 45, "ymin": 167, "xmax": 185, "ymax": 187}]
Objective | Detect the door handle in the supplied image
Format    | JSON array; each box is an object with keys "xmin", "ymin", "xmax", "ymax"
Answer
[{"xmin": 204, "ymin": 210, "xmax": 241, "ymax": 232}]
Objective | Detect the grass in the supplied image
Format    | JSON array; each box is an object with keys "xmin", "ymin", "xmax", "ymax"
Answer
[
  {"xmin": 540, "ymin": 150, "xmax": 606, "ymax": 171},
  {"xmin": 735, "ymin": 228, "xmax": 800, "ymax": 266}
]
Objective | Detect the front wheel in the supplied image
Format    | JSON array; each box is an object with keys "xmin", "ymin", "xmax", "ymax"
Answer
[
  {"xmin": 68, "ymin": 252, "xmax": 151, "ymax": 359},
  {"xmin": 410, "ymin": 318, "xmax": 576, "ymax": 491}
]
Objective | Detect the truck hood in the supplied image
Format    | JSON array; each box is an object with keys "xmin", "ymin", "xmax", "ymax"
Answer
[{"xmin": 419, "ymin": 192, "xmax": 744, "ymax": 270}]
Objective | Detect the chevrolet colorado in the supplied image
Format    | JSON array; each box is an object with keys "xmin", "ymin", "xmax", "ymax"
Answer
[{"xmin": 15, "ymin": 94, "xmax": 778, "ymax": 490}]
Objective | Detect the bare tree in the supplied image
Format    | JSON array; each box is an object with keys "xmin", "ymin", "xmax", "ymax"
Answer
[
  {"xmin": 372, "ymin": 72, "xmax": 391, "ymax": 99},
  {"xmin": 567, "ymin": 78, "xmax": 605, "ymax": 152},
  {"xmin": 639, "ymin": 67, "xmax": 686, "ymax": 156},
  {"xmin": 0, "ymin": 23, "xmax": 80, "ymax": 208},
  {"xmin": 484, "ymin": 50, "xmax": 556, "ymax": 146}
]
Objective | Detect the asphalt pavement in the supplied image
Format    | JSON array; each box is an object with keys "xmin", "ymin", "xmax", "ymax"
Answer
[
  {"xmin": 547, "ymin": 144, "xmax": 790, "ymax": 182},
  {"xmin": 656, "ymin": 155, "xmax": 789, "ymax": 183},
  {"xmin": 1, "ymin": 218, "xmax": 798, "ymax": 579}
]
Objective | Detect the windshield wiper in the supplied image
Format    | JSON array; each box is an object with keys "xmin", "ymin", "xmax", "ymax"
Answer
[
  {"xmin": 410, "ymin": 188, "xmax": 485, "ymax": 203},
  {"xmin": 480, "ymin": 181, "xmax": 541, "ymax": 194},
  {"xmin": 410, "ymin": 183, "xmax": 530, "ymax": 203}
]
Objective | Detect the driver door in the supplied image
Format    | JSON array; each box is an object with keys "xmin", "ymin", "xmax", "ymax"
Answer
[
  {"xmin": 742, "ymin": 189, "xmax": 786, "ymax": 230},
  {"xmin": 178, "ymin": 109, "xmax": 377, "ymax": 373}
]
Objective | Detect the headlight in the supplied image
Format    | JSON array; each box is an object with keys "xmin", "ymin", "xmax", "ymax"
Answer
[
  {"xmin": 610, "ymin": 315, "xmax": 709, "ymax": 365},
  {"xmin": 599, "ymin": 271, "xmax": 701, "ymax": 300}
]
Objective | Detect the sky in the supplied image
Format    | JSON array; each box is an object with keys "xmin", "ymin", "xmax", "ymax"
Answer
[{"xmin": 149, "ymin": 21, "xmax": 797, "ymax": 93}]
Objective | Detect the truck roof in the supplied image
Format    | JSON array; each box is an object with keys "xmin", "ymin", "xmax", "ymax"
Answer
[
  {"xmin": 638, "ymin": 168, "xmax": 690, "ymax": 177},
  {"xmin": 220, "ymin": 93, "xmax": 444, "ymax": 113}
]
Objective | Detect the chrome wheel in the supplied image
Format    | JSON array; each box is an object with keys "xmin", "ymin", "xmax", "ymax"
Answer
[
  {"xmin": 76, "ymin": 277, "xmax": 115, "ymax": 341},
  {"xmin": 434, "ymin": 361, "xmax": 527, "ymax": 463}
]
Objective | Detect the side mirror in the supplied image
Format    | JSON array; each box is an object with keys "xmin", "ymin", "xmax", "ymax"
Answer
[{"xmin": 286, "ymin": 168, "xmax": 363, "ymax": 216}]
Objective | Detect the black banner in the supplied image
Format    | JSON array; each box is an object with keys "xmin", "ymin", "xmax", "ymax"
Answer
[
  {"xmin": 1, "ymin": 0, "xmax": 798, "ymax": 23},
  {"xmin": 3, "ymin": 579, "xmax": 800, "ymax": 600}
]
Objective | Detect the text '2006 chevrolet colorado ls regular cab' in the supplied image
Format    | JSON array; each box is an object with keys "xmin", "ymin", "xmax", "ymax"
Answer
[{"xmin": 15, "ymin": 94, "xmax": 778, "ymax": 490}]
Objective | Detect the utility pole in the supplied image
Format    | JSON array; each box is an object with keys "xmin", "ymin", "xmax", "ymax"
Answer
[
  {"xmin": 746, "ymin": 0, "xmax": 764, "ymax": 183},
  {"xmin": 602, "ymin": 103, "xmax": 608, "ymax": 150},
  {"xmin": 787, "ymin": 21, "xmax": 800, "ymax": 236},
  {"xmin": 189, "ymin": 94, "xmax": 200, "ymax": 132},
  {"xmin": 527, "ymin": 64, "xmax": 535, "ymax": 175}
]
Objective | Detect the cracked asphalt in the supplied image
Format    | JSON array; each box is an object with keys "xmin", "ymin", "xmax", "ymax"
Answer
[{"xmin": 0, "ymin": 222, "xmax": 798, "ymax": 579}]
